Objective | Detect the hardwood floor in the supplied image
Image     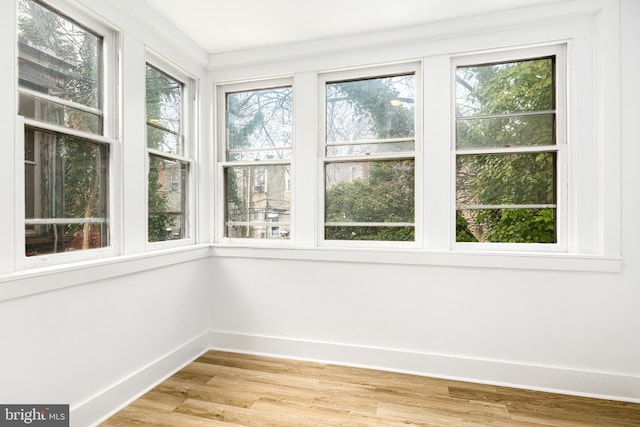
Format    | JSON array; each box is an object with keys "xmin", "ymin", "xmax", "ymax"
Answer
[{"xmin": 101, "ymin": 351, "xmax": 640, "ymax": 426}]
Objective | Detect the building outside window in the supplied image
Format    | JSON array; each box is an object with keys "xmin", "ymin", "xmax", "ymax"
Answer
[
  {"xmin": 18, "ymin": 0, "xmax": 112, "ymax": 257},
  {"xmin": 146, "ymin": 62, "xmax": 193, "ymax": 242},
  {"xmin": 220, "ymin": 82, "xmax": 292, "ymax": 240},
  {"xmin": 321, "ymin": 66, "xmax": 417, "ymax": 242}
]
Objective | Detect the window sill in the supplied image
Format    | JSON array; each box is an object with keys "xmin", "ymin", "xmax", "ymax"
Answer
[
  {"xmin": 0, "ymin": 244, "xmax": 212, "ymax": 302},
  {"xmin": 0, "ymin": 243, "xmax": 620, "ymax": 303},
  {"xmin": 210, "ymin": 245, "xmax": 622, "ymax": 273}
]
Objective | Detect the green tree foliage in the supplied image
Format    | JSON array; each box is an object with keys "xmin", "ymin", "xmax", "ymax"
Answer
[
  {"xmin": 325, "ymin": 160, "xmax": 414, "ymax": 241},
  {"xmin": 456, "ymin": 57, "xmax": 556, "ymax": 243}
]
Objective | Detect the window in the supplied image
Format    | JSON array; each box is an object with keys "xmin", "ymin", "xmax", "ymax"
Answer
[
  {"xmin": 321, "ymin": 66, "xmax": 417, "ymax": 242},
  {"xmin": 454, "ymin": 52, "xmax": 562, "ymax": 246},
  {"xmin": 208, "ymin": 10, "xmax": 614, "ymax": 269},
  {"xmin": 18, "ymin": 0, "xmax": 113, "ymax": 257},
  {"xmin": 220, "ymin": 82, "xmax": 292, "ymax": 240},
  {"xmin": 146, "ymin": 62, "xmax": 193, "ymax": 243}
]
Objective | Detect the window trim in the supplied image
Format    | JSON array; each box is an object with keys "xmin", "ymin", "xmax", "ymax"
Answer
[
  {"xmin": 216, "ymin": 77, "xmax": 294, "ymax": 245},
  {"xmin": 207, "ymin": 2, "xmax": 619, "ymax": 270},
  {"xmin": 145, "ymin": 51, "xmax": 197, "ymax": 250},
  {"xmin": 318, "ymin": 62, "xmax": 422, "ymax": 249}
]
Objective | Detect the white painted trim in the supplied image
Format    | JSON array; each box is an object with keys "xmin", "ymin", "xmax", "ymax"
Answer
[
  {"xmin": 209, "ymin": 3, "xmax": 621, "ymax": 261},
  {"xmin": 74, "ymin": 332, "xmax": 211, "ymax": 427},
  {"xmin": 208, "ymin": 331, "xmax": 640, "ymax": 404},
  {"xmin": 76, "ymin": 0, "xmax": 208, "ymax": 70},
  {"xmin": 211, "ymin": 245, "xmax": 621, "ymax": 273},
  {"xmin": 0, "ymin": 245, "xmax": 212, "ymax": 302},
  {"xmin": 209, "ymin": 1, "xmax": 601, "ymax": 71}
]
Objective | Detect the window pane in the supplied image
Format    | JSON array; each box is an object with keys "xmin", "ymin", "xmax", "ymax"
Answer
[
  {"xmin": 325, "ymin": 160, "xmax": 414, "ymax": 241},
  {"xmin": 18, "ymin": 0, "xmax": 101, "ymax": 110},
  {"xmin": 24, "ymin": 128, "xmax": 109, "ymax": 256},
  {"xmin": 457, "ymin": 153, "xmax": 555, "ymax": 206},
  {"xmin": 456, "ymin": 114, "xmax": 555, "ymax": 149},
  {"xmin": 226, "ymin": 87, "xmax": 292, "ymax": 156},
  {"xmin": 146, "ymin": 65, "xmax": 183, "ymax": 155},
  {"xmin": 148, "ymin": 155, "xmax": 188, "ymax": 241},
  {"xmin": 224, "ymin": 165, "xmax": 291, "ymax": 239},
  {"xmin": 327, "ymin": 75, "xmax": 415, "ymax": 142},
  {"xmin": 456, "ymin": 208, "xmax": 556, "ymax": 243},
  {"xmin": 456, "ymin": 57, "xmax": 554, "ymax": 117}
]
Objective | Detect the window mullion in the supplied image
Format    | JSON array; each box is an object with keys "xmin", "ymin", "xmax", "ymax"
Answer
[{"xmin": 422, "ymin": 54, "xmax": 453, "ymax": 250}]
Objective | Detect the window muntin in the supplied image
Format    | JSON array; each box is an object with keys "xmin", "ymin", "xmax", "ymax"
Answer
[
  {"xmin": 455, "ymin": 56, "xmax": 558, "ymax": 244},
  {"xmin": 222, "ymin": 85, "xmax": 292, "ymax": 240},
  {"xmin": 323, "ymin": 72, "xmax": 416, "ymax": 242},
  {"xmin": 145, "ymin": 62, "xmax": 191, "ymax": 243},
  {"xmin": 18, "ymin": 0, "xmax": 111, "ymax": 257}
]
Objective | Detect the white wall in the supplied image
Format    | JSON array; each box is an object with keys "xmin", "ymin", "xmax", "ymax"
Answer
[
  {"xmin": 208, "ymin": 0, "xmax": 640, "ymax": 403},
  {"xmin": 0, "ymin": 258, "xmax": 211, "ymax": 421},
  {"xmin": 0, "ymin": 1, "xmax": 212, "ymax": 426},
  {"xmin": 210, "ymin": 256, "xmax": 640, "ymax": 399}
]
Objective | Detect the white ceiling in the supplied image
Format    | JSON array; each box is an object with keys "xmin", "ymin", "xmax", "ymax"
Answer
[{"xmin": 141, "ymin": 0, "xmax": 562, "ymax": 54}]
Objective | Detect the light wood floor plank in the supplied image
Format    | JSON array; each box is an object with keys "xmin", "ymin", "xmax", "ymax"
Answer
[{"xmin": 101, "ymin": 350, "xmax": 640, "ymax": 426}]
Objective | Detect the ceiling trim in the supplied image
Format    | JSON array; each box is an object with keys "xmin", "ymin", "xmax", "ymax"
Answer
[{"xmin": 207, "ymin": 0, "xmax": 597, "ymax": 71}]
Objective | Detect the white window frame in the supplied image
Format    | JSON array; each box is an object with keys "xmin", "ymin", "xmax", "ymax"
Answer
[
  {"xmin": 16, "ymin": 0, "xmax": 120, "ymax": 270},
  {"xmin": 451, "ymin": 45, "xmax": 567, "ymax": 253},
  {"xmin": 318, "ymin": 62, "xmax": 422, "ymax": 249},
  {"xmin": 210, "ymin": 2, "xmax": 620, "ymax": 272},
  {"xmin": 216, "ymin": 77, "xmax": 294, "ymax": 246},
  {"xmin": 145, "ymin": 51, "xmax": 197, "ymax": 250}
]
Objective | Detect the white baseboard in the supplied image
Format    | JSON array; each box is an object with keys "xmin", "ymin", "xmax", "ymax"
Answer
[
  {"xmin": 73, "ymin": 332, "xmax": 211, "ymax": 427},
  {"xmin": 208, "ymin": 330, "xmax": 640, "ymax": 404},
  {"xmin": 72, "ymin": 330, "xmax": 639, "ymax": 427}
]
